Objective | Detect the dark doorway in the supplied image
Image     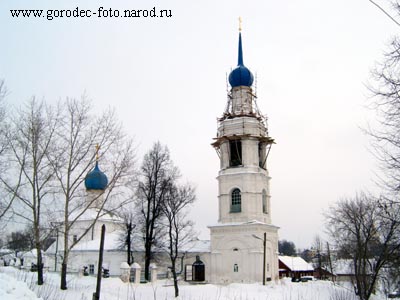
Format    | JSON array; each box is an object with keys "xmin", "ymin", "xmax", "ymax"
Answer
[{"xmin": 192, "ymin": 256, "xmax": 205, "ymax": 281}]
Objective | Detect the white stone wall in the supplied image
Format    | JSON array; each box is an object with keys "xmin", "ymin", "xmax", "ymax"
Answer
[
  {"xmin": 46, "ymin": 250, "xmax": 213, "ymax": 280},
  {"xmin": 217, "ymin": 117, "xmax": 267, "ymax": 142},
  {"xmin": 209, "ymin": 223, "xmax": 278, "ymax": 284},
  {"xmin": 46, "ymin": 250, "xmax": 126, "ymax": 276},
  {"xmin": 218, "ymin": 170, "xmax": 271, "ymax": 224},
  {"xmin": 231, "ymin": 86, "xmax": 253, "ymax": 115}
]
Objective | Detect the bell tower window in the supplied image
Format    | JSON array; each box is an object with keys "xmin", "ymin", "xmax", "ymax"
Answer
[
  {"xmin": 262, "ymin": 189, "xmax": 268, "ymax": 213},
  {"xmin": 231, "ymin": 188, "xmax": 241, "ymax": 213},
  {"xmin": 229, "ymin": 140, "xmax": 242, "ymax": 167}
]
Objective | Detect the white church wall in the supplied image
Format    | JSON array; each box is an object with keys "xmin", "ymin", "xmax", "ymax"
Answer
[
  {"xmin": 217, "ymin": 170, "xmax": 271, "ymax": 224},
  {"xmin": 46, "ymin": 250, "xmax": 127, "ymax": 276},
  {"xmin": 210, "ymin": 222, "xmax": 279, "ymax": 283}
]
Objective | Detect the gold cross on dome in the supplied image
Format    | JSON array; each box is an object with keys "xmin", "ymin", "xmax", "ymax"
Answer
[{"xmin": 239, "ymin": 16, "xmax": 242, "ymax": 32}]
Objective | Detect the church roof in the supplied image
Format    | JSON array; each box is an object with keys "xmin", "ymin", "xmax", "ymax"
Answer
[
  {"xmin": 70, "ymin": 231, "xmax": 123, "ymax": 252},
  {"xmin": 45, "ymin": 231, "xmax": 124, "ymax": 254},
  {"xmin": 332, "ymin": 259, "xmax": 355, "ymax": 275},
  {"xmin": 208, "ymin": 220, "xmax": 280, "ymax": 229},
  {"xmin": 181, "ymin": 239, "xmax": 211, "ymax": 253},
  {"xmin": 68, "ymin": 208, "xmax": 123, "ymax": 223},
  {"xmin": 46, "ymin": 230, "xmax": 210, "ymax": 254}
]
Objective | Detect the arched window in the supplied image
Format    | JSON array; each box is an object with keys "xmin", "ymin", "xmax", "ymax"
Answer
[
  {"xmin": 231, "ymin": 188, "xmax": 241, "ymax": 213},
  {"xmin": 262, "ymin": 189, "xmax": 268, "ymax": 213}
]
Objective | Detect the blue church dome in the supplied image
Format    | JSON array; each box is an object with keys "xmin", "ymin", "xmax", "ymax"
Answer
[
  {"xmin": 85, "ymin": 161, "xmax": 108, "ymax": 190},
  {"xmin": 228, "ymin": 32, "xmax": 254, "ymax": 88}
]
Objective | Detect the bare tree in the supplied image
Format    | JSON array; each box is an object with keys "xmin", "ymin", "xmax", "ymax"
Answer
[
  {"xmin": 368, "ymin": 32, "xmax": 400, "ymax": 192},
  {"xmin": 136, "ymin": 142, "xmax": 178, "ymax": 281},
  {"xmin": 161, "ymin": 182, "xmax": 196, "ymax": 297},
  {"xmin": 0, "ymin": 80, "xmax": 5, "ymax": 99},
  {"xmin": 47, "ymin": 98, "xmax": 135, "ymax": 290},
  {"xmin": 310, "ymin": 235, "xmax": 333, "ymax": 280},
  {"xmin": 0, "ymin": 80, "xmax": 7, "ymax": 156},
  {"xmin": 0, "ymin": 80, "xmax": 14, "ymax": 221},
  {"xmin": 117, "ymin": 209, "xmax": 137, "ymax": 265},
  {"xmin": 326, "ymin": 241, "xmax": 335, "ymax": 282},
  {"xmin": 363, "ymin": 3, "xmax": 400, "ymax": 293},
  {"xmin": 368, "ymin": 0, "xmax": 400, "ymax": 27},
  {"xmin": 326, "ymin": 192, "xmax": 400, "ymax": 300},
  {"xmin": 0, "ymin": 99, "xmax": 60, "ymax": 285}
]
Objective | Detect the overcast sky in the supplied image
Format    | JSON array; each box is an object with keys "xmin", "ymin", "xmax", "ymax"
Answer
[{"xmin": 1, "ymin": 0, "xmax": 398, "ymax": 249}]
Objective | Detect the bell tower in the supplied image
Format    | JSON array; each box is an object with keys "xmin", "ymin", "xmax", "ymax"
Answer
[
  {"xmin": 209, "ymin": 24, "xmax": 279, "ymax": 284},
  {"xmin": 212, "ymin": 29, "xmax": 274, "ymax": 224}
]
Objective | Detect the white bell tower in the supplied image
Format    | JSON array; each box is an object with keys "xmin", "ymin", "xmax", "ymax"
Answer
[{"xmin": 209, "ymin": 24, "xmax": 279, "ymax": 284}]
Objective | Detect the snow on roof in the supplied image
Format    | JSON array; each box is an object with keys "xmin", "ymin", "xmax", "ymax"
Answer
[
  {"xmin": 69, "ymin": 208, "xmax": 123, "ymax": 223},
  {"xmin": 332, "ymin": 259, "xmax": 373, "ymax": 276},
  {"xmin": 46, "ymin": 231, "xmax": 125, "ymax": 254},
  {"xmin": 333, "ymin": 259, "xmax": 354, "ymax": 275},
  {"xmin": 279, "ymin": 256, "xmax": 314, "ymax": 272},
  {"xmin": 72, "ymin": 234, "xmax": 211, "ymax": 253},
  {"xmin": 180, "ymin": 239, "xmax": 210, "ymax": 253},
  {"xmin": 208, "ymin": 220, "xmax": 266, "ymax": 227},
  {"xmin": 208, "ymin": 220, "xmax": 279, "ymax": 229},
  {"xmin": 71, "ymin": 231, "xmax": 123, "ymax": 251},
  {"xmin": 22, "ymin": 249, "xmax": 38, "ymax": 258},
  {"xmin": 46, "ymin": 231, "xmax": 211, "ymax": 254}
]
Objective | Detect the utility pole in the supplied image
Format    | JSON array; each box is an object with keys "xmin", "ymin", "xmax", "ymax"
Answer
[
  {"xmin": 252, "ymin": 232, "xmax": 267, "ymax": 285},
  {"xmin": 263, "ymin": 232, "xmax": 266, "ymax": 286},
  {"xmin": 326, "ymin": 242, "xmax": 334, "ymax": 282},
  {"xmin": 54, "ymin": 227, "xmax": 59, "ymax": 272},
  {"xmin": 93, "ymin": 224, "xmax": 106, "ymax": 300}
]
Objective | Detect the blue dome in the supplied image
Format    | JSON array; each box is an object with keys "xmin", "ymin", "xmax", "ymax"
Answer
[
  {"xmin": 229, "ymin": 65, "xmax": 254, "ymax": 88},
  {"xmin": 228, "ymin": 32, "xmax": 254, "ymax": 88},
  {"xmin": 85, "ymin": 162, "xmax": 108, "ymax": 190}
]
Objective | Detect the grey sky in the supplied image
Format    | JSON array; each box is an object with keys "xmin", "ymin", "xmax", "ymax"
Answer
[{"xmin": 0, "ymin": 0, "xmax": 398, "ymax": 248}]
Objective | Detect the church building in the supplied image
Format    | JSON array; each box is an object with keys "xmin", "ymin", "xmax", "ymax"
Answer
[
  {"xmin": 45, "ymin": 27, "xmax": 279, "ymax": 284},
  {"xmin": 208, "ymin": 27, "xmax": 279, "ymax": 283},
  {"xmin": 46, "ymin": 156, "xmax": 126, "ymax": 276}
]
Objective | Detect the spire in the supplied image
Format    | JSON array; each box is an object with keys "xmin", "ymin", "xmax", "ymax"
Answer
[
  {"xmin": 238, "ymin": 33, "xmax": 244, "ymax": 66},
  {"xmin": 238, "ymin": 17, "xmax": 244, "ymax": 66},
  {"xmin": 228, "ymin": 18, "xmax": 254, "ymax": 88}
]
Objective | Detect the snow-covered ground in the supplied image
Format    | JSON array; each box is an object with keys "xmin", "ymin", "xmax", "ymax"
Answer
[
  {"xmin": 0, "ymin": 266, "xmax": 386, "ymax": 300},
  {"xmin": 0, "ymin": 269, "xmax": 41, "ymax": 300}
]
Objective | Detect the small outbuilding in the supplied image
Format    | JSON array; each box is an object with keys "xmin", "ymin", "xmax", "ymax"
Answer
[
  {"xmin": 278, "ymin": 256, "xmax": 314, "ymax": 279},
  {"xmin": 332, "ymin": 259, "xmax": 364, "ymax": 282}
]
